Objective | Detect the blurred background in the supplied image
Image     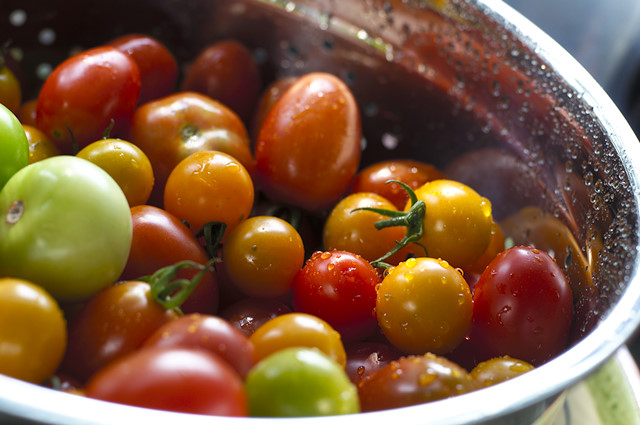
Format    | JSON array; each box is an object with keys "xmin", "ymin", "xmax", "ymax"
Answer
[
  {"xmin": 503, "ymin": 0, "xmax": 640, "ymax": 363},
  {"xmin": 504, "ymin": 0, "xmax": 640, "ymax": 139}
]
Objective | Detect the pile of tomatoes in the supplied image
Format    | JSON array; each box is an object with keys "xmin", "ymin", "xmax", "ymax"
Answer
[{"xmin": 0, "ymin": 33, "xmax": 579, "ymax": 417}]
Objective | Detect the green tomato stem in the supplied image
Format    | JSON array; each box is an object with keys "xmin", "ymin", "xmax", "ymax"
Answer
[
  {"xmin": 351, "ymin": 179, "xmax": 427, "ymax": 268},
  {"xmin": 141, "ymin": 259, "xmax": 215, "ymax": 314}
]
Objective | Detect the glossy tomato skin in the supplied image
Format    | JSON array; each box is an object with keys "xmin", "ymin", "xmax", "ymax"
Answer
[
  {"xmin": 22, "ymin": 124, "xmax": 60, "ymax": 164},
  {"xmin": 163, "ymin": 150, "xmax": 254, "ymax": 235},
  {"xmin": 127, "ymin": 91, "xmax": 254, "ymax": 205},
  {"xmin": 36, "ymin": 46, "xmax": 141, "ymax": 153},
  {"xmin": 107, "ymin": 34, "xmax": 178, "ymax": 104},
  {"xmin": 0, "ymin": 278, "xmax": 67, "ymax": 384},
  {"xmin": 351, "ymin": 159, "xmax": 444, "ymax": 210},
  {"xmin": 60, "ymin": 280, "xmax": 178, "ymax": 383},
  {"xmin": 181, "ymin": 40, "xmax": 261, "ymax": 123},
  {"xmin": 293, "ymin": 250, "xmax": 380, "ymax": 342},
  {"xmin": 121, "ymin": 205, "xmax": 219, "ymax": 315},
  {"xmin": 344, "ymin": 341, "xmax": 403, "ymax": 384},
  {"xmin": 0, "ymin": 61, "xmax": 21, "ymax": 114},
  {"xmin": 0, "ymin": 103, "xmax": 29, "ymax": 189},
  {"xmin": 249, "ymin": 76, "xmax": 297, "ymax": 143},
  {"xmin": 471, "ymin": 246, "xmax": 573, "ymax": 366},
  {"xmin": 255, "ymin": 72, "xmax": 362, "ymax": 210},
  {"xmin": 0, "ymin": 156, "xmax": 132, "ymax": 302},
  {"xmin": 143, "ymin": 313, "xmax": 257, "ymax": 378},
  {"xmin": 357, "ymin": 353, "xmax": 477, "ymax": 412},
  {"xmin": 85, "ymin": 346, "xmax": 247, "ymax": 416}
]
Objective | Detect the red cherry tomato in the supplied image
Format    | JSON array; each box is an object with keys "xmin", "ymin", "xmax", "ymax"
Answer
[
  {"xmin": 220, "ymin": 297, "xmax": 293, "ymax": 337},
  {"xmin": 471, "ymin": 245, "xmax": 573, "ymax": 366},
  {"xmin": 36, "ymin": 46, "xmax": 141, "ymax": 153},
  {"xmin": 344, "ymin": 341, "xmax": 403, "ymax": 384},
  {"xmin": 255, "ymin": 72, "xmax": 362, "ymax": 210},
  {"xmin": 292, "ymin": 250, "xmax": 380, "ymax": 342},
  {"xmin": 143, "ymin": 313, "xmax": 257, "ymax": 378},
  {"xmin": 107, "ymin": 34, "xmax": 178, "ymax": 104},
  {"xmin": 60, "ymin": 280, "xmax": 178, "ymax": 383},
  {"xmin": 85, "ymin": 346, "xmax": 247, "ymax": 416},
  {"xmin": 181, "ymin": 40, "xmax": 261, "ymax": 123},
  {"xmin": 120, "ymin": 205, "xmax": 219, "ymax": 315}
]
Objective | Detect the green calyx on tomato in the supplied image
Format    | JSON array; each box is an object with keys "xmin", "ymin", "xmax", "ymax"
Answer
[
  {"xmin": 138, "ymin": 259, "xmax": 216, "ymax": 313},
  {"xmin": 352, "ymin": 179, "xmax": 427, "ymax": 268}
]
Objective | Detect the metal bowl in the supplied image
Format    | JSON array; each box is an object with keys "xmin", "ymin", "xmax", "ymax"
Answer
[{"xmin": 2, "ymin": 0, "xmax": 640, "ymax": 423}]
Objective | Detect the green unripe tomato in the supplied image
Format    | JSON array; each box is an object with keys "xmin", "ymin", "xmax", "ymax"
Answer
[
  {"xmin": 0, "ymin": 156, "xmax": 132, "ymax": 302},
  {"xmin": 245, "ymin": 347, "xmax": 360, "ymax": 417},
  {"xmin": 0, "ymin": 103, "xmax": 29, "ymax": 189}
]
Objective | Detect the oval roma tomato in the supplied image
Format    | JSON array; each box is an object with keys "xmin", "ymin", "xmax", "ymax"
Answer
[
  {"xmin": 85, "ymin": 346, "xmax": 247, "ymax": 416},
  {"xmin": 293, "ymin": 250, "xmax": 380, "ymax": 342},
  {"xmin": 222, "ymin": 216, "xmax": 305, "ymax": 298},
  {"xmin": 107, "ymin": 34, "xmax": 178, "ymax": 104},
  {"xmin": 0, "ymin": 278, "xmax": 67, "ymax": 384},
  {"xmin": 351, "ymin": 159, "xmax": 444, "ymax": 210},
  {"xmin": 0, "ymin": 156, "xmax": 132, "ymax": 302},
  {"xmin": 245, "ymin": 347, "xmax": 359, "ymax": 417},
  {"xmin": 358, "ymin": 353, "xmax": 476, "ymax": 412},
  {"xmin": 471, "ymin": 245, "xmax": 573, "ymax": 366},
  {"xmin": 249, "ymin": 312, "xmax": 346, "ymax": 367},
  {"xmin": 250, "ymin": 76, "xmax": 297, "ymax": 143},
  {"xmin": 128, "ymin": 91, "xmax": 254, "ymax": 205},
  {"xmin": 164, "ymin": 150, "xmax": 254, "ymax": 235},
  {"xmin": 36, "ymin": 46, "xmax": 141, "ymax": 153},
  {"xmin": 0, "ymin": 103, "xmax": 28, "ymax": 189},
  {"xmin": 120, "ymin": 205, "xmax": 219, "ymax": 315},
  {"xmin": 181, "ymin": 40, "xmax": 261, "ymax": 123},
  {"xmin": 143, "ymin": 313, "xmax": 257, "ymax": 378},
  {"xmin": 61, "ymin": 280, "xmax": 178, "ymax": 383},
  {"xmin": 412, "ymin": 179, "xmax": 493, "ymax": 269},
  {"xmin": 255, "ymin": 72, "xmax": 361, "ymax": 210},
  {"xmin": 376, "ymin": 257, "xmax": 473, "ymax": 355},
  {"xmin": 77, "ymin": 138, "xmax": 154, "ymax": 206}
]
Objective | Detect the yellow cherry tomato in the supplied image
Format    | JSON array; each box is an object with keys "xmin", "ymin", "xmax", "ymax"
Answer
[
  {"xmin": 23, "ymin": 124, "xmax": 60, "ymax": 164},
  {"xmin": 0, "ymin": 278, "xmax": 67, "ymax": 383},
  {"xmin": 77, "ymin": 138, "xmax": 154, "ymax": 207}
]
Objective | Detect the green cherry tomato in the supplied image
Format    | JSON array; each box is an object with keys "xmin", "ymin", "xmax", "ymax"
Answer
[
  {"xmin": 0, "ymin": 103, "xmax": 29, "ymax": 189},
  {"xmin": 245, "ymin": 347, "xmax": 360, "ymax": 417},
  {"xmin": 0, "ymin": 156, "xmax": 132, "ymax": 302}
]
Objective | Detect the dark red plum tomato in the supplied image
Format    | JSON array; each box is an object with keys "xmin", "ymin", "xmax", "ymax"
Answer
[
  {"xmin": 36, "ymin": 46, "xmax": 141, "ymax": 153},
  {"xmin": 121, "ymin": 205, "xmax": 219, "ymax": 315},
  {"xmin": 181, "ymin": 40, "xmax": 261, "ymax": 123},
  {"xmin": 255, "ymin": 72, "xmax": 361, "ymax": 210},
  {"xmin": 357, "ymin": 353, "xmax": 477, "ymax": 412},
  {"xmin": 471, "ymin": 245, "xmax": 573, "ymax": 366},
  {"xmin": 344, "ymin": 342, "xmax": 403, "ymax": 384},
  {"xmin": 142, "ymin": 313, "xmax": 257, "ymax": 378},
  {"xmin": 85, "ymin": 346, "xmax": 248, "ymax": 416},
  {"xmin": 292, "ymin": 250, "xmax": 380, "ymax": 342},
  {"xmin": 107, "ymin": 34, "xmax": 178, "ymax": 104}
]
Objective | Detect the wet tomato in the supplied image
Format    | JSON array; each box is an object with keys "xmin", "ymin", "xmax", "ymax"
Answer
[
  {"xmin": 143, "ymin": 313, "xmax": 257, "ymax": 378},
  {"xmin": 222, "ymin": 216, "xmax": 305, "ymax": 298},
  {"xmin": 357, "ymin": 353, "xmax": 477, "ymax": 412},
  {"xmin": 163, "ymin": 150, "xmax": 254, "ymax": 235},
  {"xmin": 22, "ymin": 124, "xmax": 60, "ymax": 164},
  {"xmin": 127, "ymin": 91, "xmax": 254, "ymax": 205},
  {"xmin": 376, "ymin": 257, "xmax": 473, "ymax": 355},
  {"xmin": 85, "ymin": 346, "xmax": 247, "ymax": 416},
  {"xmin": 255, "ymin": 72, "xmax": 361, "ymax": 210},
  {"xmin": 120, "ymin": 205, "xmax": 219, "ymax": 315},
  {"xmin": 36, "ymin": 46, "xmax": 141, "ymax": 153},
  {"xmin": 344, "ymin": 341, "xmax": 403, "ymax": 384},
  {"xmin": 220, "ymin": 297, "xmax": 292, "ymax": 337},
  {"xmin": 471, "ymin": 245, "xmax": 573, "ymax": 366},
  {"xmin": 292, "ymin": 250, "xmax": 380, "ymax": 342},
  {"xmin": 469, "ymin": 356, "xmax": 534, "ymax": 387}
]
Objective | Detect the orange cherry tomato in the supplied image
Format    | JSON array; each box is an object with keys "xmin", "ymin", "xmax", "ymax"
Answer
[{"xmin": 22, "ymin": 124, "xmax": 60, "ymax": 164}]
